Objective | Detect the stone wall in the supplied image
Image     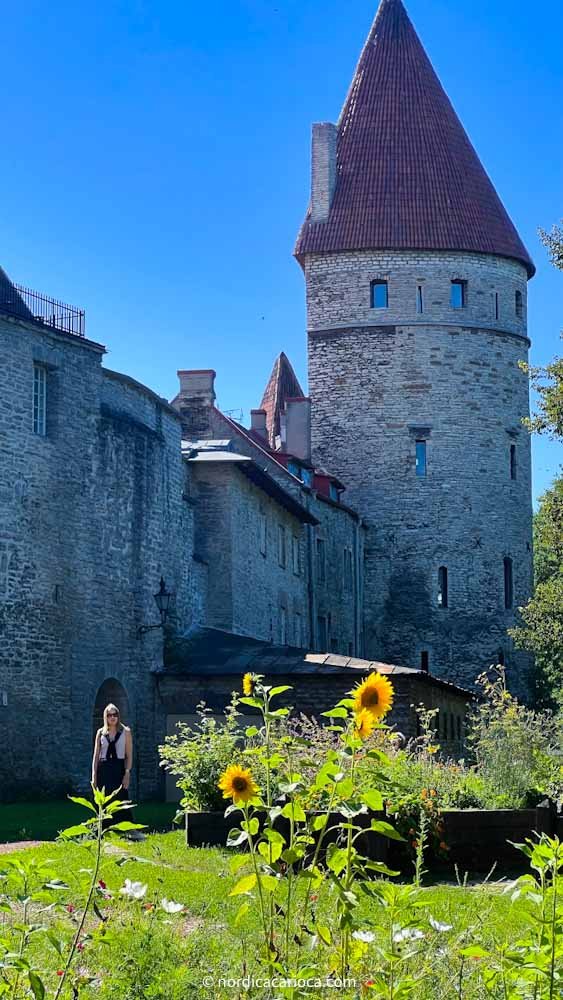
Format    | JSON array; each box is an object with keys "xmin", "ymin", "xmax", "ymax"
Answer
[
  {"xmin": 0, "ymin": 315, "xmax": 194, "ymax": 800},
  {"xmin": 303, "ymin": 249, "xmax": 534, "ymax": 696}
]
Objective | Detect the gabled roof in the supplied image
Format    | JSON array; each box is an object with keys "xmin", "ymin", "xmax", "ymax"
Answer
[
  {"xmin": 295, "ymin": 0, "xmax": 534, "ymax": 277},
  {"xmin": 260, "ymin": 352, "xmax": 305, "ymax": 448}
]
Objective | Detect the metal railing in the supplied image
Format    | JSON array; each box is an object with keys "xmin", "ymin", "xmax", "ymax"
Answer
[{"xmin": 0, "ymin": 280, "xmax": 85, "ymax": 338}]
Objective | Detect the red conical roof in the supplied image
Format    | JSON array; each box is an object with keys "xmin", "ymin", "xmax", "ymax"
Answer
[
  {"xmin": 295, "ymin": 0, "xmax": 534, "ymax": 276},
  {"xmin": 260, "ymin": 352, "xmax": 305, "ymax": 449}
]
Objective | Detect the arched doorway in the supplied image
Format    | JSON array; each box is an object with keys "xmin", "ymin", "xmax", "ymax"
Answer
[{"xmin": 92, "ymin": 678, "xmax": 131, "ymax": 742}]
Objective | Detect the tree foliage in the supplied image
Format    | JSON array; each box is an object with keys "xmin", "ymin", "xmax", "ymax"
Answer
[{"xmin": 512, "ymin": 223, "xmax": 563, "ymax": 700}]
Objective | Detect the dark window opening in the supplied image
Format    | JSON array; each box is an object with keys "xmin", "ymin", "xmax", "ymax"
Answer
[
  {"xmin": 456, "ymin": 716, "xmax": 462, "ymax": 741},
  {"xmin": 415, "ymin": 440, "xmax": 427, "ymax": 478},
  {"xmin": 510, "ymin": 444, "xmax": 517, "ymax": 481},
  {"xmin": 438, "ymin": 566, "xmax": 448, "ymax": 608},
  {"xmin": 494, "ymin": 291, "xmax": 499, "ymax": 321},
  {"xmin": 515, "ymin": 290, "xmax": 523, "ymax": 318},
  {"xmin": 497, "ymin": 647, "xmax": 505, "ymax": 666},
  {"xmin": 317, "ymin": 615, "xmax": 327, "ymax": 652},
  {"xmin": 504, "ymin": 557, "xmax": 513, "ymax": 609},
  {"xmin": 451, "ymin": 280, "xmax": 467, "ymax": 309},
  {"xmin": 371, "ymin": 280, "xmax": 388, "ymax": 309},
  {"xmin": 420, "ymin": 650, "xmax": 429, "ymax": 672},
  {"xmin": 316, "ymin": 537, "xmax": 326, "ymax": 584},
  {"xmin": 416, "ymin": 284, "xmax": 424, "ymax": 314}
]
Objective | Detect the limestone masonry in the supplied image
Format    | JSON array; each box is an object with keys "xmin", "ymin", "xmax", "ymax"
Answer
[{"xmin": 0, "ymin": 0, "xmax": 533, "ymax": 800}]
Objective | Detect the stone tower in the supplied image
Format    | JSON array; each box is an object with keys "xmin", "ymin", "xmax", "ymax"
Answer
[{"xmin": 295, "ymin": 0, "xmax": 535, "ymax": 693}]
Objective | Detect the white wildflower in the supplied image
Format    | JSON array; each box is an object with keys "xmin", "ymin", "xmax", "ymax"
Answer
[
  {"xmin": 160, "ymin": 898, "xmax": 184, "ymax": 914},
  {"xmin": 393, "ymin": 927, "xmax": 425, "ymax": 944},
  {"xmin": 429, "ymin": 916, "xmax": 453, "ymax": 933},
  {"xmin": 119, "ymin": 879, "xmax": 148, "ymax": 900},
  {"xmin": 352, "ymin": 930, "xmax": 375, "ymax": 943}
]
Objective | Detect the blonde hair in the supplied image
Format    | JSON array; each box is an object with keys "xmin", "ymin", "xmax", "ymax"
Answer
[{"xmin": 102, "ymin": 703, "xmax": 121, "ymax": 734}]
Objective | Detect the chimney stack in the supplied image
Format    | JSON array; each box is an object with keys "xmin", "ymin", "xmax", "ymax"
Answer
[
  {"xmin": 310, "ymin": 123, "xmax": 337, "ymax": 223},
  {"xmin": 250, "ymin": 409, "xmax": 268, "ymax": 439},
  {"xmin": 174, "ymin": 369, "xmax": 216, "ymax": 438},
  {"xmin": 282, "ymin": 397, "xmax": 311, "ymax": 463}
]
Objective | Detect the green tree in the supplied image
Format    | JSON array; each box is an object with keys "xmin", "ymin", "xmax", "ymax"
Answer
[{"xmin": 511, "ymin": 223, "xmax": 563, "ymax": 702}]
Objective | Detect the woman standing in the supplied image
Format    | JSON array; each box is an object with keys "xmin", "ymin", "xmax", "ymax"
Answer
[{"xmin": 92, "ymin": 703, "xmax": 133, "ymax": 802}]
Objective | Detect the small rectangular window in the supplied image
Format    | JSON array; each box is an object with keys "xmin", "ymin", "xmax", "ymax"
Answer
[
  {"xmin": 420, "ymin": 651, "xmax": 429, "ymax": 672},
  {"xmin": 329, "ymin": 483, "xmax": 339, "ymax": 502},
  {"xmin": 317, "ymin": 615, "xmax": 327, "ymax": 652},
  {"xmin": 450, "ymin": 280, "xmax": 467, "ymax": 309},
  {"xmin": 494, "ymin": 291, "xmax": 499, "ymax": 321},
  {"xmin": 278, "ymin": 525, "xmax": 286, "ymax": 568},
  {"xmin": 259, "ymin": 513, "xmax": 267, "ymax": 556},
  {"xmin": 301, "ymin": 468, "xmax": 313, "ymax": 487},
  {"xmin": 371, "ymin": 280, "xmax": 388, "ymax": 309},
  {"xmin": 438, "ymin": 566, "xmax": 448, "ymax": 609},
  {"xmin": 295, "ymin": 612, "xmax": 302, "ymax": 648},
  {"xmin": 344, "ymin": 547, "xmax": 353, "ymax": 588},
  {"xmin": 515, "ymin": 290, "xmax": 523, "ymax": 318},
  {"xmin": 416, "ymin": 284, "xmax": 424, "ymax": 314},
  {"xmin": 287, "ymin": 460, "xmax": 300, "ymax": 478},
  {"xmin": 280, "ymin": 607, "xmax": 288, "ymax": 645},
  {"xmin": 292, "ymin": 536, "xmax": 300, "ymax": 576},
  {"xmin": 504, "ymin": 557, "xmax": 513, "ymax": 609},
  {"xmin": 316, "ymin": 537, "xmax": 326, "ymax": 583},
  {"xmin": 510, "ymin": 444, "xmax": 517, "ymax": 481},
  {"xmin": 415, "ymin": 440, "xmax": 427, "ymax": 478},
  {"xmin": 33, "ymin": 364, "xmax": 47, "ymax": 436}
]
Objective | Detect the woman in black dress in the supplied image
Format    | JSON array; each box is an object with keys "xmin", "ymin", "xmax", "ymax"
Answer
[{"xmin": 91, "ymin": 703, "xmax": 133, "ymax": 807}]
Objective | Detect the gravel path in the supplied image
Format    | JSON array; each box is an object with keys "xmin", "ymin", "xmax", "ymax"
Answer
[{"xmin": 0, "ymin": 840, "xmax": 43, "ymax": 854}]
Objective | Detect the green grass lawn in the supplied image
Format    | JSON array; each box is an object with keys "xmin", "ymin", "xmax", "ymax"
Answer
[
  {"xmin": 0, "ymin": 799, "xmax": 178, "ymax": 842},
  {"xmin": 0, "ymin": 830, "xmax": 541, "ymax": 999}
]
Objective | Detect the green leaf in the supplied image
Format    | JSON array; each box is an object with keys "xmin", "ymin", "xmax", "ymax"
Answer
[
  {"xmin": 281, "ymin": 801, "xmax": 306, "ymax": 822},
  {"xmin": 316, "ymin": 924, "xmax": 332, "ymax": 946},
  {"xmin": 110, "ymin": 822, "xmax": 147, "ymax": 833},
  {"xmin": 327, "ymin": 848, "xmax": 349, "ymax": 875},
  {"xmin": 67, "ymin": 796, "xmax": 97, "ymax": 813},
  {"xmin": 321, "ymin": 707, "xmax": 348, "ymax": 719},
  {"xmin": 245, "ymin": 726, "xmax": 259, "ymax": 738},
  {"xmin": 242, "ymin": 817, "xmax": 259, "ymax": 836},
  {"xmin": 230, "ymin": 854, "xmax": 249, "ymax": 873},
  {"xmin": 229, "ymin": 874, "xmax": 257, "ymax": 896},
  {"xmin": 238, "ymin": 696, "xmax": 263, "ymax": 708},
  {"xmin": 281, "ymin": 846, "xmax": 304, "ymax": 864},
  {"xmin": 259, "ymin": 874, "xmax": 280, "ymax": 893},
  {"xmin": 363, "ymin": 861, "xmax": 400, "ymax": 876},
  {"xmin": 46, "ymin": 931, "xmax": 63, "ymax": 956},
  {"xmin": 258, "ymin": 841, "xmax": 283, "ymax": 863},
  {"xmin": 370, "ymin": 820, "xmax": 405, "ymax": 841},
  {"xmin": 312, "ymin": 815, "xmax": 328, "ymax": 831},
  {"xmin": 59, "ymin": 824, "xmax": 92, "ymax": 839},
  {"xmin": 227, "ymin": 829, "xmax": 249, "ymax": 848},
  {"xmin": 267, "ymin": 708, "xmax": 289, "ymax": 718},
  {"xmin": 269, "ymin": 685, "xmax": 292, "ymax": 697},
  {"xmin": 459, "ymin": 946, "xmax": 490, "ymax": 959},
  {"xmin": 234, "ymin": 901, "xmax": 250, "ymax": 927},
  {"xmin": 28, "ymin": 972, "xmax": 45, "ymax": 1000},
  {"xmin": 362, "ymin": 789, "xmax": 384, "ymax": 811}
]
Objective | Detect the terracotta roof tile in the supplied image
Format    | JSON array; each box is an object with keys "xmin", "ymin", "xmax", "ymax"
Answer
[
  {"xmin": 295, "ymin": 0, "xmax": 534, "ymax": 276},
  {"xmin": 259, "ymin": 352, "xmax": 305, "ymax": 449}
]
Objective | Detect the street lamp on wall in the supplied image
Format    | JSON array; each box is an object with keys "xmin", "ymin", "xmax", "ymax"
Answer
[{"xmin": 137, "ymin": 577, "xmax": 173, "ymax": 638}]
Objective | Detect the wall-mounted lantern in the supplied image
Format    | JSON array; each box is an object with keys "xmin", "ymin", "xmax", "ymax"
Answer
[{"xmin": 137, "ymin": 577, "xmax": 173, "ymax": 638}]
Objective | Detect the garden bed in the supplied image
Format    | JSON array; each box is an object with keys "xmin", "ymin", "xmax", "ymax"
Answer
[{"xmin": 186, "ymin": 804, "xmax": 559, "ymax": 872}]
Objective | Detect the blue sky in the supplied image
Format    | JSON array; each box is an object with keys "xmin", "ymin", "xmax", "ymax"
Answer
[{"xmin": 1, "ymin": 0, "xmax": 561, "ymax": 500}]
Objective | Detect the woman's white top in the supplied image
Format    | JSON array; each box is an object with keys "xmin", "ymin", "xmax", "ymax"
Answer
[{"xmin": 99, "ymin": 728, "xmax": 127, "ymax": 761}]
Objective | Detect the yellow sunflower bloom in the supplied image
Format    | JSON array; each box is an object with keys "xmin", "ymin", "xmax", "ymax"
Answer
[
  {"xmin": 354, "ymin": 709, "xmax": 375, "ymax": 740},
  {"xmin": 242, "ymin": 673, "xmax": 255, "ymax": 696},
  {"xmin": 352, "ymin": 672, "xmax": 394, "ymax": 720},
  {"xmin": 218, "ymin": 765, "xmax": 259, "ymax": 803}
]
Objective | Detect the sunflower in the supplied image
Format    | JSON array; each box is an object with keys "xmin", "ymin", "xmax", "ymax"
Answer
[
  {"xmin": 354, "ymin": 709, "xmax": 375, "ymax": 741},
  {"xmin": 352, "ymin": 672, "xmax": 394, "ymax": 720},
  {"xmin": 218, "ymin": 765, "xmax": 259, "ymax": 803},
  {"xmin": 242, "ymin": 673, "xmax": 255, "ymax": 696}
]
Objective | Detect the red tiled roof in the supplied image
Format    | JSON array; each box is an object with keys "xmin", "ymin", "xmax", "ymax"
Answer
[
  {"xmin": 259, "ymin": 352, "xmax": 305, "ymax": 449},
  {"xmin": 295, "ymin": 0, "xmax": 534, "ymax": 276}
]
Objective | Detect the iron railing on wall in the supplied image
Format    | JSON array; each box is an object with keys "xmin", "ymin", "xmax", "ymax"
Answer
[{"xmin": 0, "ymin": 281, "xmax": 85, "ymax": 338}]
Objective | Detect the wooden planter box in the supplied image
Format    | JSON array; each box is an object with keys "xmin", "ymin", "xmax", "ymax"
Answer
[
  {"xmin": 185, "ymin": 808, "xmax": 389, "ymax": 863},
  {"xmin": 388, "ymin": 805, "xmax": 556, "ymax": 873}
]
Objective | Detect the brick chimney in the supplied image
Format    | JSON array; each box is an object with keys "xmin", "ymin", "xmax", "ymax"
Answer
[
  {"xmin": 310, "ymin": 123, "xmax": 337, "ymax": 223},
  {"xmin": 174, "ymin": 369, "xmax": 216, "ymax": 438},
  {"xmin": 250, "ymin": 409, "xmax": 268, "ymax": 440},
  {"xmin": 281, "ymin": 397, "xmax": 311, "ymax": 463}
]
